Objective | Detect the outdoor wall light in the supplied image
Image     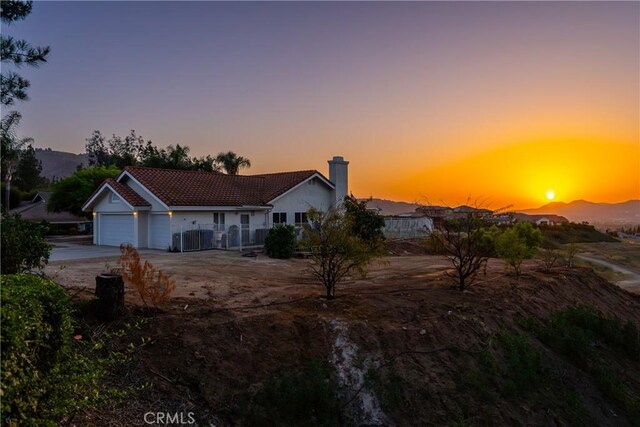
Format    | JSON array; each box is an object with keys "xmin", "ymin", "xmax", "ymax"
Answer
[
  {"xmin": 133, "ymin": 211, "xmax": 138, "ymax": 217},
  {"xmin": 168, "ymin": 211, "xmax": 173, "ymax": 218},
  {"xmin": 92, "ymin": 212, "xmax": 96, "ymax": 217}
]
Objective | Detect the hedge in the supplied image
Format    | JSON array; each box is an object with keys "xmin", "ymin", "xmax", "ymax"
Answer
[{"xmin": 1, "ymin": 274, "xmax": 75, "ymax": 425}]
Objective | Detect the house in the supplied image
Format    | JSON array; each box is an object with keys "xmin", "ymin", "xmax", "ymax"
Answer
[
  {"xmin": 383, "ymin": 210, "xmax": 433, "ymax": 238},
  {"xmin": 82, "ymin": 156, "xmax": 349, "ymax": 250},
  {"xmin": 9, "ymin": 191, "xmax": 91, "ymax": 233},
  {"xmin": 512, "ymin": 213, "xmax": 569, "ymax": 226}
]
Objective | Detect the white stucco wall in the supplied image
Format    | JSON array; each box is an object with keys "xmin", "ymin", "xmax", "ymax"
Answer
[
  {"xmin": 268, "ymin": 177, "xmax": 334, "ymax": 227},
  {"xmin": 137, "ymin": 211, "xmax": 149, "ymax": 248},
  {"xmin": 93, "ymin": 190, "xmax": 134, "ymax": 213}
]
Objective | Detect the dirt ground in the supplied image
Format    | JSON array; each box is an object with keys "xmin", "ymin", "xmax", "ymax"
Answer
[{"xmin": 47, "ymin": 248, "xmax": 640, "ymax": 426}]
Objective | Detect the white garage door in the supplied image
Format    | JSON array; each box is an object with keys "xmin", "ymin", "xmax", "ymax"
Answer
[
  {"xmin": 99, "ymin": 214, "xmax": 134, "ymax": 247},
  {"xmin": 148, "ymin": 214, "xmax": 170, "ymax": 249}
]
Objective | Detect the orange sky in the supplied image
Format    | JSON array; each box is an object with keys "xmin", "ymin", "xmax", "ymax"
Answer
[{"xmin": 14, "ymin": 2, "xmax": 640, "ymax": 208}]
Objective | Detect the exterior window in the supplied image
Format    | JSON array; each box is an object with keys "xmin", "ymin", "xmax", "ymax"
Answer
[
  {"xmin": 110, "ymin": 193, "xmax": 121, "ymax": 203},
  {"xmin": 294, "ymin": 212, "xmax": 308, "ymax": 227},
  {"xmin": 213, "ymin": 213, "xmax": 225, "ymax": 231},
  {"xmin": 272, "ymin": 212, "xmax": 287, "ymax": 225}
]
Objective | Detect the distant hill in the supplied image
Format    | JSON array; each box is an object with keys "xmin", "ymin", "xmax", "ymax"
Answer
[
  {"xmin": 35, "ymin": 149, "xmax": 89, "ymax": 181},
  {"xmin": 519, "ymin": 200, "xmax": 640, "ymax": 226},
  {"xmin": 361, "ymin": 198, "xmax": 420, "ymax": 216}
]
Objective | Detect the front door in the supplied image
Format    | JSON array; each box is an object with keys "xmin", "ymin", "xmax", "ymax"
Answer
[{"xmin": 240, "ymin": 214, "xmax": 250, "ymax": 246}]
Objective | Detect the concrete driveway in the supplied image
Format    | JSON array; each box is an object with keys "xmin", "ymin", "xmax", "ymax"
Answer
[{"xmin": 49, "ymin": 243, "xmax": 163, "ymax": 262}]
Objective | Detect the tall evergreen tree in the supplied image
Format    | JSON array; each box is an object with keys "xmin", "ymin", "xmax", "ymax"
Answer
[
  {"xmin": 1, "ymin": 0, "xmax": 50, "ymax": 105},
  {"xmin": 14, "ymin": 144, "xmax": 44, "ymax": 191}
]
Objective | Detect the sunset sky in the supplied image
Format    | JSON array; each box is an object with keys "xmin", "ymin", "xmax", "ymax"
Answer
[{"xmin": 7, "ymin": 1, "xmax": 639, "ymax": 209}]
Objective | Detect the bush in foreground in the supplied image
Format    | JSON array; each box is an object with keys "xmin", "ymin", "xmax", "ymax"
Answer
[
  {"xmin": 1, "ymin": 275, "xmax": 139, "ymax": 425},
  {"xmin": 1, "ymin": 212, "xmax": 51, "ymax": 274},
  {"xmin": 265, "ymin": 224, "xmax": 296, "ymax": 259}
]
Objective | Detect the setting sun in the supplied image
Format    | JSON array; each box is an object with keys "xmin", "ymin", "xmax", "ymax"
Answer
[{"xmin": 546, "ymin": 189, "xmax": 556, "ymax": 201}]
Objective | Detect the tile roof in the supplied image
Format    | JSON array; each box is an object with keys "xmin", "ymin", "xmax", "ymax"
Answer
[
  {"xmin": 10, "ymin": 201, "xmax": 90, "ymax": 223},
  {"xmin": 121, "ymin": 167, "xmax": 330, "ymax": 207},
  {"xmin": 105, "ymin": 178, "xmax": 151, "ymax": 207}
]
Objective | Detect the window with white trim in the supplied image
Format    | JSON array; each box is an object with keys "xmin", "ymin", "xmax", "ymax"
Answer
[
  {"xmin": 272, "ymin": 212, "xmax": 287, "ymax": 225},
  {"xmin": 294, "ymin": 212, "xmax": 308, "ymax": 227},
  {"xmin": 213, "ymin": 213, "xmax": 225, "ymax": 231},
  {"xmin": 110, "ymin": 193, "xmax": 121, "ymax": 203}
]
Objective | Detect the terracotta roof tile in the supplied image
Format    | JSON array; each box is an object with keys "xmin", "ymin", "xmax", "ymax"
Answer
[
  {"xmin": 120, "ymin": 167, "xmax": 331, "ymax": 207},
  {"xmin": 105, "ymin": 178, "xmax": 151, "ymax": 207}
]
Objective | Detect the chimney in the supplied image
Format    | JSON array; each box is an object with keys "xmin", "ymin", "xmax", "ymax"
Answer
[{"xmin": 328, "ymin": 156, "xmax": 349, "ymax": 205}]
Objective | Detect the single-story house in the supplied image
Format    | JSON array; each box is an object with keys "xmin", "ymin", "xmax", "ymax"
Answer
[
  {"xmin": 9, "ymin": 191, "xmax": 91, "ymax": 233},
  {"xmin": 512, "ymin": 213, "xmax": 569, "ymax": 226},
  {"xmin": 82, "ymin": 156, "xmax": 349, "ymax": 250}
]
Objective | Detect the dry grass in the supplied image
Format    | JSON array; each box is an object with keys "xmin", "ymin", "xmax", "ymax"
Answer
[{"xmin": 119, "ymin": 244, "xmax": 175, "ymax": 307}]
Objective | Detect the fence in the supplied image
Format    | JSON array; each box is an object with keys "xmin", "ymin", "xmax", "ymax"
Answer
[
  {"xmin": 171, "ymin": 223, "xmax": 268, "ymax": 252},
  {"xmin": 383, "ymin": 217, "xmax": 433, "ymax": 239}
]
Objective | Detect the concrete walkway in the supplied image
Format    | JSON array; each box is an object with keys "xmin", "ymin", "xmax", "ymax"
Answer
[
  {"xmin": 49, "ymin": 243, "xmax": 163, "ymax": 262},
  {"xmin": 577, "ymin": 254, "xmax": 640, "ymax": 292}
]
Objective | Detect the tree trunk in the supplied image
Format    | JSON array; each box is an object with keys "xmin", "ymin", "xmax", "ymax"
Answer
[
  {"xmin": 4, "ymin": 175, "xmax": 10, "ymax": 210},
  {"xmin": 95, "ymin": 273, "xmax": 125, "ymax": 320}
]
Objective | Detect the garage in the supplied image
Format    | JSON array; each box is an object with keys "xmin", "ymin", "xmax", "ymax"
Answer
[
  {"xmin": 148, "ymin": 214, "xmax": 170, "ymax": 250},
  {"xmin": 99, "ymin": 214, "xmax": 134, "ymax": 247}
]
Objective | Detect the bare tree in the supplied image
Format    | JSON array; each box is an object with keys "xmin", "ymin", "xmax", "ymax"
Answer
[{"xmin": 430, "ymin": 212, "xmax": 493, "ymax": 291}]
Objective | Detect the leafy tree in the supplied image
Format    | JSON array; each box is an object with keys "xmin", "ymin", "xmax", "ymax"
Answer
[
  {"xmin": 430, "ymin": 213, "xmax": 494, "ymax": 291},
  {"xmin": 343, "ymin": 195, "xmax": 386, "ymax": 252},
  {"xmin": 495, "ymin": 222, "xmax": 542, "ymax": 275},
  {"xmin": 1, "ymin": 212, "xmax": 51, "ymax": 274},
  {"xmin": 48, "ymin": 165, "xmax": 120, "ymax": 217},
  {"xmin": 265, "ymin": 225, "xmax": 296, "ymax": 259},
  {"xmin": 85, "ymin": 130, "xmax": 148, "ymax": 168},
  {"xmin": 301, "ymin": 207, "xmax": 374, "ymax": 299},
  {"xmin": 1, "ymin": 0, "xmax": 50, "ymax": 105},
  {"xmin": 13, "ymin": 144, "xmax": 44, "ymax": 191},
  {"xmin": 216, "ymin": 150, "xmax": 251, "ymax": 175},
  {"xmin": 1, "ymin": 111, "xmax": 32, "ymax": 209}
]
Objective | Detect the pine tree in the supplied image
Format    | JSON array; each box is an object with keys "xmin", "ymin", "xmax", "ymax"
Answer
[
  {"xmin": 1, "ymin": 0, "xmax": 50, "ymax": 105},
  {"xmin": 14, "ymin": 144, "xmax": 44, "ymax": 191}
]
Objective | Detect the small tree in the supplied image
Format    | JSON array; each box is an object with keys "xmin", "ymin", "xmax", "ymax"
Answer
[
  {"xmin": 495, "ymin": 222, "xmax": 542, "ymax": 275},
  {"xmin": 342, "ymin": 195, "xmax": 386, "ymax": 253},
  {"xmin": 1, "ymin": 212, "xmax": 51, "ymax": 274},
  {"xmin": 301, "ymin": 207, "xmax": 374, "ymax": 299},
  {"xmin": 430, "ymin": 213, "xmax": 493, "ymax": 291},
  {"xmin": 265, "ymin": 224, "xmax": 296, "ymax": 259},
  {"xmin": 565, "ymin": 243, "xmax": 579, "ymax": 268},
  {"xmin": 539, "ymin": 245, "xmax": 560, "ymax": 272}
]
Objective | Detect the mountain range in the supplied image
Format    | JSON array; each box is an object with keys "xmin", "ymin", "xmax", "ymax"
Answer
[
  {"xmin": 33, "ymin": 149, "xmax": 639, "ymax": 226},
  {"xmin": 519, "ymin": 200, "xmax": 640, "ymax": 226},
  {"xmin": 365, "ymin": 198, "xmax": 639, "ymax": 226},
  {"xmin": 35, "ymin": 148, "xmax": 89, "ymax": 181}
]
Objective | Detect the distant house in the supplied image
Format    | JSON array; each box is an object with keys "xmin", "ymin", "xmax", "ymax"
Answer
[
  {"xmin": 512, "ymin": 213, "xmax": 569, "ymax": 226},
  {"xmin": 383, "ymin": 210, "xmax": 433, "ymax": 238},
  {"xmin": 82, "ymin": 156, "xmax": 349, "ymax": 250},
  {"xmin": 9, "ymin": 191, "xmax": 91, "ymax": 233}
]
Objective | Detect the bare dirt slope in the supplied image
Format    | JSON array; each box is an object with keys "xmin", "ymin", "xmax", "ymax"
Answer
[{"xmin": 49, "ymin": 251, "xmax": 640, "ymax": 426}]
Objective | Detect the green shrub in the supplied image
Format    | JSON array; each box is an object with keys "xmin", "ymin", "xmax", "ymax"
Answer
[
  {"xmin": 1, "ymin": 274, "xmax": 74, "ymax": 425},
  {"xmin": 1, "ymin": 275, "xmax": 137, "ymax": 425},
  {"xmin": 242, "ymin": 360, "xmax": 339, "ymax": 426},
  {"xmin": 265, "ymin": 225, "xmax": 296, "ymax": 259},
  {"xmin": 1, "ymin": 212, "xmax": 51, "ymax": 274}
]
